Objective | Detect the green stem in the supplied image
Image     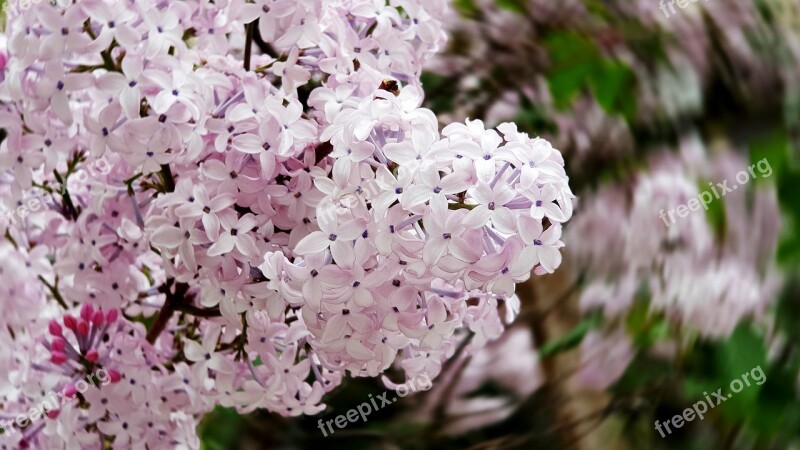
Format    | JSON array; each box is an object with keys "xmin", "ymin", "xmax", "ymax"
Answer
[
  {"xmin": 83, "ymin": 21, "xmax": 117, "ymax": 71},
  {"xmin": 4, "ymin": 230, "xmax": 18, "ymax": 249},
  {"xmin": 448, "ymin": 202, "xmax": 476, "ymax": 210},
  {"xmin": 124, "ymin": 173, "xmax": 144, "ymax": 197},
  {"xmin": 52, "ymin": 170, "xmax": 80, "ymax": 220},
  {"xmin": 38, "ymin": 275, "xmax": 69, "ymax": 309}
]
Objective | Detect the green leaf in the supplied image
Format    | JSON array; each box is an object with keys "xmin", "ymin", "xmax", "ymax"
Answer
[
  {"xmin": 545, "ymin": 32, "xmax": 598, "ymax": 64},
  {"xmin": 614, "ymin": 353, "xmax": 673, "ymax": 393},
  {"xmin": 778, "ymin": 232, "xmax": 800, "ymax": 264},
  {"xmin": 716, "ymin": 325, "xmax": 767, "ymax": 384},
  {"xmin": 495, "ymin": 0, "xmax": 525, "ymax": 13},
  {"xmin": 748, "ymin": 128, "xmax": 800, "ymax": 265},
  {"xmin": 538, "ymin": 312, "xmax": 601, "ymax": 357},
  {"xmin": 683, "ymin": 326, "xmax": 768, "ymax": 424},
  {"xmin": 549, "ymin": 63, "xmax": 595, "ymax": 108},
  {"xmin": 698, "ymin": 179, "xmax": 727, "ymax": 239},
  {"xmin": 544, "ymin": 32, "xmax": 599, "ymax": 109},
  {"xmin": 747, "ymin": 366, "xmax": 794, "ymax": 436},
  {"xmin": 199, "ymin": 407, "xmax": 245, "ymax": 450},
  {"xmin": 453, "ymin": 0, "xmax": 478, "ymax": 17},
  {"xmin": 512, "ymin": 104, "xmax": 555, "ymax": 135},
  {"xmin": 544, "ymin": 31, "xmax": 636, "ymax": 119},
  {"xmin": 749, "ymin": 128, "xmax": 789, "ymax": 179},
  {"xmin": 421, "ymin": 72, "xmax": 456, "ymax": 114},
  {"xmin": 589, "ymin": 61, "xmax": 637, "ymax": 121}
]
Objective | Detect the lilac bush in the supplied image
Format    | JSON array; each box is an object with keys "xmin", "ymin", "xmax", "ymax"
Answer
[
  {"xmin": 405, "ymin": 3, "xmax": 795, "ymax": 448},
  {"xmin": 0, "ymin": 0, "xmax": 572, "ymax": 447}
]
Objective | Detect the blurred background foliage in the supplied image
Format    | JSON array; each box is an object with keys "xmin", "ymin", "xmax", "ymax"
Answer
[{"xmin": 198, "ymin": 0, "xmax": 800, "ymax": 449}]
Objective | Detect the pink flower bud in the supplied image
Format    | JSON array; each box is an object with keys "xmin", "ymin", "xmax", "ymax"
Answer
[
  {"xmin": 51, "ymin": 352, "xmax": 67, "ymax": 365},
  {"xmin": 51, "ymin": 337, "xmax": 66, "ymax": 352},
  {"xmin": 80, "ymin": 304, "xmax": 94, "ymax": 321},
  {"xmin": 106, "ymin": 309, "xmax": 118, "ymax": 324},
  {"xmin": 108, "ymin": 369, "xmax": 122, "ymax": 383},
  {"xmin": 48, "ymin": 320, "xmax": 62, "ymax": 337},
  {"xmin": 85, "ymin": 349, "xmax": 99, "ymax": 362},
  {"xmin": 63, "ymin": 383, "xmax": 77, "ymax": 398},
  {"xmin": 46, "ymin": 409, "xmax": 60, "ymax": 419},
  {"xmin": 76, "ymin": 320, "xmax": 90, "ymax": 336},
  {"xmin": 91, "ymin": 310, "xmax": 105, "ymax": 326},
  {"xmin": 63, "ymin": 315, "xmax": 77, "ymax": 330}
]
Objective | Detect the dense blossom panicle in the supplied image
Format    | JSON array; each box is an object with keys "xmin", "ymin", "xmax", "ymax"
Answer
[
  {"xmin": 567, "ymin": 144, "xmax": 781, "ymax": 389},
  {"xmin": 427, "ymin": 0, "xmax": 797, "ymax": 172},
  {"xmin": 0, "ymin": 0, "xmax": 571, "ymax": 447},
  {"xmin": 560, "ymin": 149, "xmax": 782, "ymax": 392}
]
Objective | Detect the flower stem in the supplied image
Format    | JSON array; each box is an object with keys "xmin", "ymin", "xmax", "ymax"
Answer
[
  {"xmin": 448, "ymin": 202, "xmax": 476, "ymax": 210},
  {"xmin": 52, "ymin": 170, "xmax": 80, "ymax": 220},
  {"xmin": 38, "ymin": 275, "xmax": 69, "ymax": 309},
  {"xmin": 146, "ymin": 280, "xmax": 187, "ymax": 344},
  {"xmin": 159, "ymin": 164, "xmax": 176, "ymax": 193},
  {"xmin": 244, "ymin": 21, "xmax": 255, "ymax": 71},
  {"xmin": 146, "ymin": 280, "xmax": 221, "ymax": 343}
]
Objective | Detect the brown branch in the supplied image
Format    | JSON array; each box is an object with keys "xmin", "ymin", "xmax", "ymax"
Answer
[
  {"xmin": 146, "ymin": 280, "xmax": 190, "ymax": 344},
  {"xmin": 243, "ymin": 21, "xmax": 255, "ymax": 71},
  {"xmin": 252, "ymin": 20, "xmax": 278, "ymax": 58},
  {"xmin": 520, "ymin": 275, "xmax": 588, "ymax": 450},
  {"xmin": 430, "ymin": 331, "xmax": 475, "ymax": 430},
  {"xmin": 314, "ymin": 141, "xmax": 334, "ymax": 165},
  {"xmin": 175, "ymin": 303, "xmax": 222, "ymax": 318},
  {"xmin": 146, "ymin": 297, "xmax": 176, "ymax": 344},
  {"xmin": 159, "ymin": 164, "xmax": 176, "ymax": 193}
]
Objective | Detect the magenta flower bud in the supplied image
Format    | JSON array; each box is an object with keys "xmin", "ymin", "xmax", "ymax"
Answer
[
  {"xmin": 63, "ymin": 315, "xmax": 77, "ymax": 330},
  {"xmin": 91, "ymin": 310, "xmax": 105, "ymax": 326},
  {"xmin": 85, "ymin": 349, "xmax": 99, "ymax": 362},
  {"xmin": 106, "ymin": 309, "xmax": 118, "ymax": 324},
  {"xmin": 80, "ymin": 304, "xmax": 94, "ymax": 321},
  {"xmin": 51, "ymin": 352, "xmax": 67, "ymax": 365},
  {"xmin": 76, "ymin": 320, "xmax": 90, "ymax": 336},
  {"xmin": 108, "ymin": 369, "xmax": 122, "ymax": 383},
  {"xmin": 46, "ymin": 409, "xmax": 60, "ymax": 419},
  {"xmin": 63, "ymin": 383, "xmax": 77, "ymax": 398},
  {"xmin": 48, "ymin": 320, "xmax": 63, "ymax": 337},
  {"xmin": 51, "ymin": 337, "xmax": 66, "ymax": 352}
]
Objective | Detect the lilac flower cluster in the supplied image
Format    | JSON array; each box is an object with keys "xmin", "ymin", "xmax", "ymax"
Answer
[
  {"xmin": 569, "ymin": 141, "xmax": 782, "ymax": 388},
  {"xmin": 428, "ymin": 0, "xmax": 800, "ymax": 166},
  {"xmin": 0, "ymin": 0, "xmax": 571, "ymax": 447}
]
